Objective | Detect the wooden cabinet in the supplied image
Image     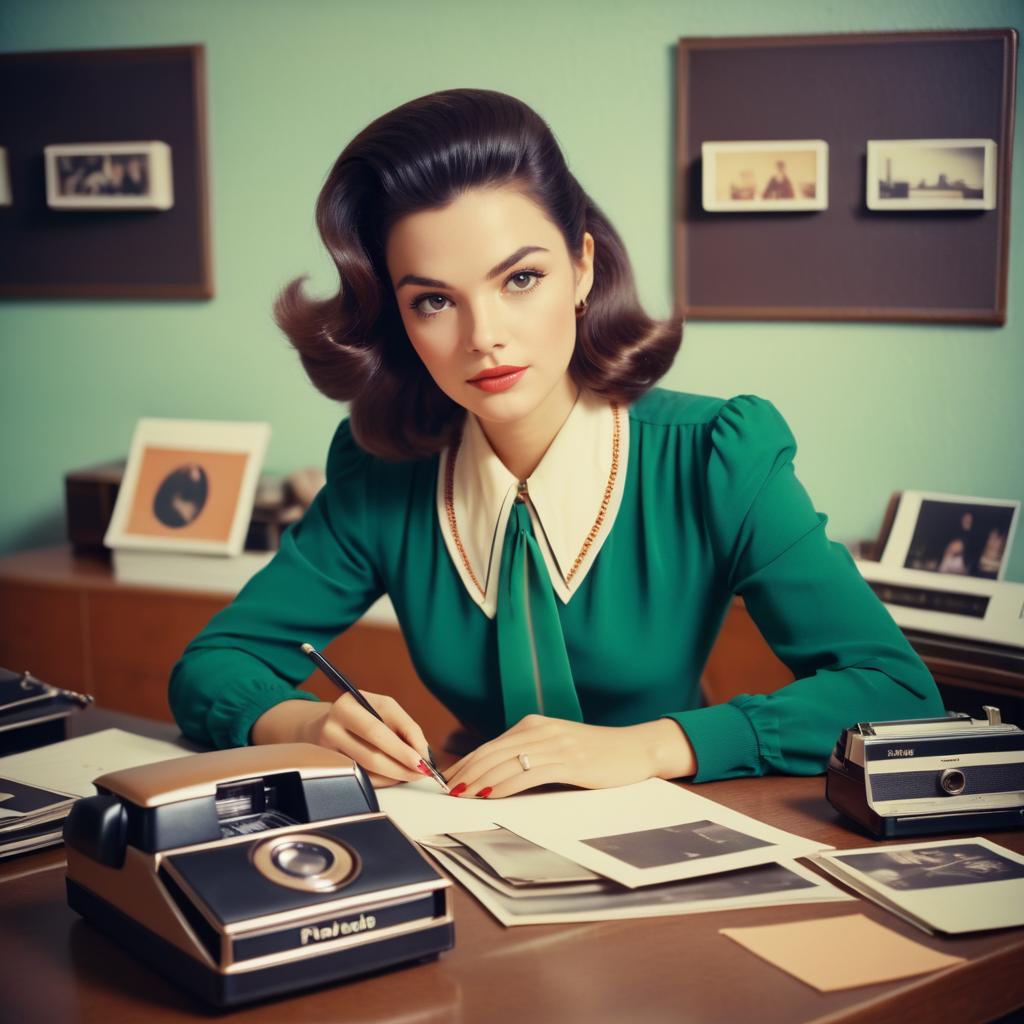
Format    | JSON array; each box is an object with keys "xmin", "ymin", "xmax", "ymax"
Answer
[{"xmin": 0, "ymin": 547, "xmax": 461, "ymax": 745}]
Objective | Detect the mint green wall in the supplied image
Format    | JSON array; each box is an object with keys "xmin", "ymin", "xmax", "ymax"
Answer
[{"xmin": 2, "ymin": 0, "xmax": 1022, "ymax": 581}]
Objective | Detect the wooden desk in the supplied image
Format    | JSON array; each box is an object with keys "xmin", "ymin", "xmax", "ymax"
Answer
[{"xmin": 1, "ymin": 708, "xmax": 1022, "ymax": 1024}]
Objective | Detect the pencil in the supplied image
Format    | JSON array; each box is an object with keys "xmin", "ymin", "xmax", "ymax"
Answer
[{"xmin": 300, "ymin": 642, "xmax": 449, "ymax": 792}]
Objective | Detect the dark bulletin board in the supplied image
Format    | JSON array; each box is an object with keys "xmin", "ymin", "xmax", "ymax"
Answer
[
  {"xmin": 675, "ymin": 30, "xmax": 1017, "ymax": 324},
  {"xmin": 0, "ymin": 45, "xmax": 213, "ymax": 299}
]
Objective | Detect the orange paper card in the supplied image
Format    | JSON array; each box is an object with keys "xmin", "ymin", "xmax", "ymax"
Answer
[{"xmin": 720, "ymin": 914, "xmax": 965, "ymax": 992}]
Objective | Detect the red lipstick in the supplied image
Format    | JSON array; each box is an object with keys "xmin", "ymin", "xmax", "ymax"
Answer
[{"xmin": 467, "ymin": 365, "xmax": 528, "ymax": 393}]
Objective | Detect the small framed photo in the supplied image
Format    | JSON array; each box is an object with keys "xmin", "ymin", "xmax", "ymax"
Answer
[
  {"xmin": 879, "ymin": 490, "xmax": 1019, "ymax": 581},
  {"xmin": 701, "ymin": 140, "xmax": 828, "ymax": 212},
  {"xmin": 104, "ymin": 419, "xmax": 271, "ymax": 555},
  {"xmin": 0, "ymin": 147, "xmax": 10, "ymax": 206},
  {"xmin": 44, "ymin": 140, "xmax": 174, "ymax": 210},
  {"xmin": 866, "ymin": 139, "xmax": 997, "ymax": 211}
]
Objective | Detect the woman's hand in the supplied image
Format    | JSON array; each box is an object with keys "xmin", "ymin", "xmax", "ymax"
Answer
[
  {"xmin": 303, "ymin": 691, "xmax": 435, "ymax": 788},
  {"xmin": 444, "ymin": 715, "xmax": 697, "ymax": 799},
  {"xmin": 253, "ymin": 693, "xmax": 432, "ymax": 789}
]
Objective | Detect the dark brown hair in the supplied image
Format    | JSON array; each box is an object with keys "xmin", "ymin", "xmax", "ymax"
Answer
[{"xmin": 274, "ymin": 88, "xmax": 683, "ymax": 460}]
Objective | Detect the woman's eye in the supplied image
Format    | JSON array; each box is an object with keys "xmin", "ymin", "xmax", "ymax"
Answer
[
  {"xmin": 411, "ymin": 295, "xmax": 450, "ymax": 318},
  {"xmin": 507, "ymin": 270, "xmax": 543, "ymax": 293}
]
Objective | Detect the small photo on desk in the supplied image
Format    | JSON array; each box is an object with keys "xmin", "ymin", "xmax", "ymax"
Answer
[
  {"xmin": 814, "ymin": 838, "xmax": 1024, "ymax": 935},
  {"xmin": 581, "ymin": 820, "xmax": 771, "ymax": 870}
]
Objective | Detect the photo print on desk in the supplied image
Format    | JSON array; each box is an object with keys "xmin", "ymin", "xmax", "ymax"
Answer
[
  {"xmin": 813, "ymin": 837, "xmax": 1024, "ymax": 935},
  {"xmin": 833, "ymin": 843, "xmax": 1024, "ymax": 892},
  {"xmin": 489, "ymin": 778, "xmax": 830, "ymax": 889},
  {"xmin": 581, "ymin": 820, "xmax": 771, "ymax": 870},
  {"xmin": 104, "ymin": 418, "xmax": 270, "ymax": 556}
]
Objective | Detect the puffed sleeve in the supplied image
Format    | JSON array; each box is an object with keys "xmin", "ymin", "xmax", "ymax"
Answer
[
  {"xmin": 666, "ymin": 395, "xmax": 944, "ymax": 782},
  {"xmin": 168, "ymin": 420, "xmax": 385, "ymax": 750}
]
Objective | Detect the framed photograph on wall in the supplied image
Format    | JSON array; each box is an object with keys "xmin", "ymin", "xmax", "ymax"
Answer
[
  {"xmin": 701, "ymin": 140, "xmax": 828, "ymax": 212},
  {"xmin": 44, "ymin": 140, "xmax": 174, "ymax": 210},
  {"xmin": 0, "ymin": 45, "xmax": 213, "ymax": 298},
  {"xmin": 866, "ymin": 139, "xmax": 997, "ymax": 211},
  {"xmin": 104, "ymin": 419, "xmax": 271, "ymax": 556},
  {"xmin": 675, "ymin": 29, "xmax": 1017, "ymax": 323}
]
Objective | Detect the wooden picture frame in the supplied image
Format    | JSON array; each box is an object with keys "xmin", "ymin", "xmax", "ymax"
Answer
[
  {"xmin": 0, "ymin": 45, "xmax": 213, "ymax": 299},
  {"xmin": 675, "ymin": 30, "xmax": 1017, "ymax": 324}
]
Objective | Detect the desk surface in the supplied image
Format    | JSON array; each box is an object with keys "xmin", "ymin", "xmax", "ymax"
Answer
[{"xmin": 1, "ymin": 708, "xmax": 1023, "ymax": 1024}]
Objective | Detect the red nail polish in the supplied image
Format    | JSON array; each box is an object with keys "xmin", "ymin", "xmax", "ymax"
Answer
[
  {"xmin": 416, "ymin": 760, "xmax": 431, "ymax": 775},
  {"xmin": 449, "ymin": 782, "xmax": 467, "ymax": 797},
  {"xmin": 476, "ymin": 787, "xmax": 492, "ymax": 799}
]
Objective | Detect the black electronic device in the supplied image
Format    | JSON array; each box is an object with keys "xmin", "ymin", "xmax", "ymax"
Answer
[
  {"xmin": 63, "ymin": 744, "xmax": 453, "ymax": 1007},
  {"xmin": 826, "ymin": 707, "xmax": 1024, "ymax": 838},
  {"xmin": 0, "ymin": 667, "xmax": 93, "ymax": 755}
]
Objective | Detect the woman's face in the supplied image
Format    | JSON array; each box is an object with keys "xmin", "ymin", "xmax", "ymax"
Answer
[{"xmin": 386, "ymin": 185, "xmax": 593, "ymax": 437}]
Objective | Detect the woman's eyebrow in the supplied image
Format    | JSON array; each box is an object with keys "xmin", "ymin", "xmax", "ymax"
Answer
[{"xmin": 395, "ymin": 245, "xmax": 550, "ymax": 290}]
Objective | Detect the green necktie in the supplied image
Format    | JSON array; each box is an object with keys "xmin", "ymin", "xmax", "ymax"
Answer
[{"xmin": 495, "ymin": 501, "xmax": 583, "ymax": 727}]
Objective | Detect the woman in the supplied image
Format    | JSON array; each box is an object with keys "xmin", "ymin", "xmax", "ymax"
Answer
[{"xmin": 169, "ymin": 89, "xmax": 943, "ymax": 798}]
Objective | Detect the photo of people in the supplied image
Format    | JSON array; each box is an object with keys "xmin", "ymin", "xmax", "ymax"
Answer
[
  {"xmin": 54, "ymin": 152, "xmax": 151, "ymax": 197},
  {"xmin": 866, "ymin": 139, "xmax": 997, "ymax": 210},
  {"xmin": 582, "ymin": 820, "xmax": 770, "ymax": 870},
  {"xmin": 701, "ymin": 140, "xmax": 828, "ymax": 212},
  {"xmin": 835, "ymin": 844, "xmax": 1024, "ymax": 891},
  {"xmin": 44, "ymin": 141, "xmax": 174, "ymax": 210},
  {"xmin": 903, "ymin": 498, "xmax": 1016, "ymax": 580}
]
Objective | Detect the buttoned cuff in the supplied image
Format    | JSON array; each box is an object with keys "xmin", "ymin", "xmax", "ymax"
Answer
[{"xmin": 663, "ymin": 701, "xmax": 763, "ymax": 782}]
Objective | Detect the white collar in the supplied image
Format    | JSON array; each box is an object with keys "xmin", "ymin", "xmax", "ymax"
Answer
[{"xmin": 437, "ymin": 391, "xmax": 628, "ymax": 618}]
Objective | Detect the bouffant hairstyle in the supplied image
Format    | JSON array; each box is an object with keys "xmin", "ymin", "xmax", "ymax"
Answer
[{"xmin": 274, "ymin": 88, "xmax": 682, "ymax": 460}]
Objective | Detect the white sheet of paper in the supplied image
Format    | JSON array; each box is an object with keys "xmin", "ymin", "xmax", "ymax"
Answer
[
  {"xmin": 490, "ymin": 779, "xmax": 829, "ymax": 888},
  {"xmin": 813, "ymin": 837, "xmax": 1024, "ymax": 935},
  {"xmin": 377, "ymin": 778, "xmax": 505, "ymax": 837},
  {"xmin": 0, "ymin": 728, "xmax": 196, "ymax": 797}
]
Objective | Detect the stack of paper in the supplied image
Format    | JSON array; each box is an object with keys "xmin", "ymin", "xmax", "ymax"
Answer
[
  {"xmin": 0, "ymin": 728, "xmax": 197, "ymax": 859},
  {"xmin": 0, "ymin": 777, "xmax": 79, "ymax": 857},
  {"xmin": 379, "ymin": 778, "xmax": 853, "ymax": 927}
]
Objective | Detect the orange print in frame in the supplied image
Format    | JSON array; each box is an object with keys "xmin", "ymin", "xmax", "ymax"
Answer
[{"xmin": 105, "ymin": 419, "xmax": 271, "ymax": 555}]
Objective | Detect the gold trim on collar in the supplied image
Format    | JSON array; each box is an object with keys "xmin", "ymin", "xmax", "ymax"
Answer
[{"xmin": 444, "ymin": 404, "xmax": 621, "ymax": 594}]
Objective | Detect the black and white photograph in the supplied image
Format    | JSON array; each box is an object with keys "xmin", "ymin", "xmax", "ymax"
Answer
[
  {"xmin": 701, "ymin": 140, "xmax": 828, "ymax": 212},
  {"xmin": 834, "ymin": 844, "xmax": 1024, "ymax": 891},
  {"xmin": 44, "ymin": 140, "xmax": 174, "ymax": 210},
  {"xmin": 582, "ymin": 820, "xmax": 771, "ymax": 870},
  {"xmin": 880, "ymin": 491, "xmax": 1019, "ymax": 580},
  {"xmin": 814, "ymin": 838, "xmax": 1024, "ymax": 935},
  {"xmin": 866, "ymin": 139, "xmax": 997, "ymax": 210},
  {"xmin": 0, "ymin": 147, "xmax": 10, "ymax": 206}
]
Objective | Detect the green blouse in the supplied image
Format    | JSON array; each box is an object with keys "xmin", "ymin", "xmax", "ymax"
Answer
[{"xmin": 169, "ymin": 389, "xmax": 943, "ymax": 781}]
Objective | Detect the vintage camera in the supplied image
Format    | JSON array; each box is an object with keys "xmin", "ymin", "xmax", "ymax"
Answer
[
  {"xmin": 63, "ymin": 744, "xmax": 454, "ymax": 1007},
  {"xmin": 826, "ymin": 707, "xmax": 1024, "ymax": 838}
]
